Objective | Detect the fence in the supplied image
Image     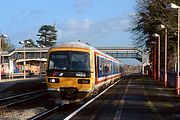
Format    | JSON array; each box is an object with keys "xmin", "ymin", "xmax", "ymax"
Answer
[{"xmin": 160, "ymin": 70, "xmax": 176, "ymax": 88}]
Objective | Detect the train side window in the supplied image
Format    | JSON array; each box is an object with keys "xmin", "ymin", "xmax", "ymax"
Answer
[
  {"xmin": 109, "ymin": 61, "xmax": 112, "ymax": 75},
  {"xmin": 97, "ymin": 56, "xmax": 103, "ymax": 77},
  {"xmin": 104, "ymin": 66, "xmax": 109, "ymax": 75},
  {"xmin": 102, "ymin": 58, "xmax": 106, "ymax": 76},
  {"xmin": 113, "ymin": 62, "xmax": 116, "ymax": 74}
]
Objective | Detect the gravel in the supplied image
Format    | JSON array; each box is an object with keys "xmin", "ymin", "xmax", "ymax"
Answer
[
  {"xmin": 0, "ymin": 78, "xmax": 48, "ymax": 120},
  {"xmin": 0, "ymin": 107, "xmax": 47, "ymax": 120}
]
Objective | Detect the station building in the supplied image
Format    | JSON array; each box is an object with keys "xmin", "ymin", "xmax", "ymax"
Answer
[{"xmin": 1, "ymin": 47, "xmax": 49, "ymax": 77}]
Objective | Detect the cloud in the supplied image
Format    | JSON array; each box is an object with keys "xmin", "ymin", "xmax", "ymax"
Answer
[
  {"xmin": 61, "ymin": 18, "xmax": 92, "ymax": 30},
  {"xmin": 73, "ymin": 0, "xmax": 92, "ymax": 13},
  {"xmin": 29, "ymin": 10, "xmax": 45, "ymax": 17},
  {"xmin": 7, "ymin": 15, "xmax": 130, "ymax": 47},
  {"xmin": 101, "ymin": 16, "xmax": 129, "ymax": 32},
  {"xmin": 11, "ymin": 27, "xmax": 38, "ymax": 41},
  {"xmin": 57, "ymin": 16, "xmax": 130, "ymax": 45}
]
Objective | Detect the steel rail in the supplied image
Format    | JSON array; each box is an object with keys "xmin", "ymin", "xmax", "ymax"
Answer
[
  {"xmin": 0, "ymin": 89, "xmax": 46, "ymax": 101},
  {"xmin": 0, "ymin": 89, "xmax": 47, "ymax": 109},
  {"xmin": 28, "ymin": 106, "xmax": 60, "ymax": 120}
]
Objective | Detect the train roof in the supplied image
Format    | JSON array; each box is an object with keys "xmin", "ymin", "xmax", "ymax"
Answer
[{"xmin": 53, "ymin": 41, "xmax": 98, "ymax": 51}]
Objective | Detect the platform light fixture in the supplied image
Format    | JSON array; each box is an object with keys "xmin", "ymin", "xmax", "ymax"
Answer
[
  {"xmin": 159, "ymin": 24, "xmax": 168, "ymax": 86},
  {"xmin": 152, "ymin": 33, "xmax": 160, "ymax": 80},
  {"xmin": 0, "ymin": 34, "xmax": 8, "ymax": 81},
  {"xmin": 38, "ymin": 45, "xmax": 46, "ymax": 77},
  {"xmin": 166, "ymin": 3, "xmax": 180, "ymax": 95},
  {"xmin": 19, "ymin": 40, "xmax": 31, "ymax": 79}
]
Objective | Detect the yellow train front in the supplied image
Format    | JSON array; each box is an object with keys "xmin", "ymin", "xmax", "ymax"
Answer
[{"xmin": 45, "ymin": 41, "xmax": 123, "ymax": 104}]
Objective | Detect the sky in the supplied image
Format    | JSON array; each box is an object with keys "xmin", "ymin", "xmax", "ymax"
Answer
[{"xmin": 0, "ymin": 0, "xmax": 141, "ymax": 64}]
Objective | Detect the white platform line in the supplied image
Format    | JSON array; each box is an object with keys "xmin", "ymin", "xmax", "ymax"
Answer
[{"xmin": 113, "ymin": 79, "xmax": 131, "ymax": 120}]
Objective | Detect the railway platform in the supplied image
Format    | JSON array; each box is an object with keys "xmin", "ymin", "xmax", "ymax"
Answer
[
  {"xmin": 67, "ymin": 73, "xmax": 180, "ymax": 120},
  {"xmin": 0, "ymin": 73, "xmax": 179, "ymax": 119},
  {"xmin": 0, "ymin": 77, "xmax": 46, "ymax": 99}
]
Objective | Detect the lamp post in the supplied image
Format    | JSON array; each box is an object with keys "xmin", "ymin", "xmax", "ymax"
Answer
[
  {"xmin": 152, "ymin": 33, "xmax": 160, "ymax": 80},
  {"xmin": 0, "ymin": 34, "xmax": 8, "ymax": 81},
  {"xmin": 166, "ymin": 3, "xmax": 180, "ymax": 95},
  {"xmin": 38, "ymin": 45, "xmax": 46, "ymax": 77},
  {"xmin": 142, "ymin": 50, "xmax": 150, "ymax": 75},
  {"xmin": 19, "ymin": 40, "xmax": 31, "ymax": 79},
  {"xmin": 150, "ymin": 41, "xmax": 157, "ymax": 80},
  {"xmin": 159, "ymin": 24, "xmax": 168, "ymax": 86},
  {"xmin": 146, "ymin": 51, "xmax": 149, "ymax": 75}
]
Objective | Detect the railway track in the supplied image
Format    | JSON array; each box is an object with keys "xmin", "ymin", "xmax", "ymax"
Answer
[
  {"xmin": 0, "ymin": 89, "xmax": 48, "ymax": 109},
  {"xmin": 28, "ymin": 106, "xmax": 60, "ymax": 120},
  {"xmin": 28, "ymin": 79, "xmax": 124, "ymax": 120}
]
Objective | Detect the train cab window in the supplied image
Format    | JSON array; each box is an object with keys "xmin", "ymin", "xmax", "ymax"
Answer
[
  {"xmin": 48, "ymin": 51, "xmax": 90, "ymax": 71},
  {"xmin": 49, "ymin": 52, "xmax": 68, "ymax": 70},
  {"xmin": 70, "ymin": 52, "xmax": 90, "ymax": 71}
]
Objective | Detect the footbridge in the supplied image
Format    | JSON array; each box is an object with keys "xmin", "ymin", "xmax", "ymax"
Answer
[
  {"xmin": 2, "ymin": 47, "xmax": 144, "ymax": 63},
  {"xmin": 97, "ymin": 47, "xmax": 143, "ymax": 62},
  {"xmin": 97, "ymin": 47, "xmax": 149, "ymax": 74}
]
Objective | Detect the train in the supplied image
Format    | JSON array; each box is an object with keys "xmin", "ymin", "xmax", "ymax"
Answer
[{"xmin": 45, "ymin": 41, "xmax": 124, "ymax": 104}]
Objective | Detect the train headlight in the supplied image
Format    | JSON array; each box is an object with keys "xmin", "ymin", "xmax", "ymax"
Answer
[
  {"xmin": 51, "ymin": 79, "xmax": 55, "ymax": 83},
  {"xmin": 76, "ymin": 72, "xmax": 86, "ymax": 77},
  {"xmin": 48, "ymin": 78, "xmax": 60, "ymax": 83},
  {"xmin": 78, "ymin": 79, "xmax": 90, "ymax": 84}
]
